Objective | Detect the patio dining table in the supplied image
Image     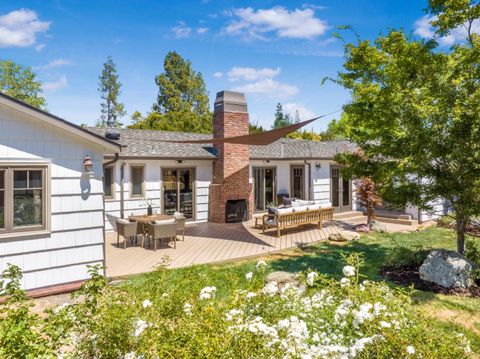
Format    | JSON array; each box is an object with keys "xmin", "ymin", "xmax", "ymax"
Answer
[{"xmin": 128, "ymin": 214, "xmax": 175, "ymax": 237}]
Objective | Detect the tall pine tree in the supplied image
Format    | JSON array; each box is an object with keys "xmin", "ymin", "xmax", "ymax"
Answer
[
  {"xmin": 272, "ymin": 103, "xmax": 291, "ymax": 129},
  {"xmin": 130, "ymin": 51, "xmax": 211, "ymax": 133},
  {"xmin": 97, "ymin": 56, "xmax": 126, "ymax": 128}
]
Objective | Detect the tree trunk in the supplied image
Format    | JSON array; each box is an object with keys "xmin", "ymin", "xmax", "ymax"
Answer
[{"xmin": 456, "ymin": 217, "xmax": 466, "ymax": 254}]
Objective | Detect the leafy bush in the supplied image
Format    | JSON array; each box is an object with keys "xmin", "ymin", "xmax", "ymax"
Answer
[
  {"xmin": 437, "ymin": 214, "xmax": 456, "ymax": 229},
  {"xmin": 0, "ymin": 257, "xmax": 473, "ymax": 358},
  {"xmin": 465, "ymin": 240, "xmax": 480, "ymax": 282}
]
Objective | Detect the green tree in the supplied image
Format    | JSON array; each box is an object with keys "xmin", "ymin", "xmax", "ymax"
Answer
[
  {"xmin": 0, "ymin": 60, "xmax": 46, "ymax": 109},
  {"xmin": 135, "ymin": 51, "xmax": 211, "ymax": 133},
  {"xmin": 130, "ymin": 110, "xmax": 143, "ymax": 125},
  {"xmin": 249, "ymin": 122, "xmax": 265, "ymax": 134},
  {"xmin": 331, "ymin": 0, "xmax": 480, "ymax": 253},
  {"xmin": 272, "ymin": 103, "xmax": 292, "ymax": 129},
  {"xmin": 97, "ymin": 56, "xmax": 126, "ymax": 128},
  {"xmin": 320, "ymin": 114, "xmax": 350, "ymax": 140}
]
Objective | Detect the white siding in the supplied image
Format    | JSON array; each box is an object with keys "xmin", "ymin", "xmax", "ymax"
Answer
[
  {"xmin": 104, "ymin": 159, "xmax": 213, "ymax": 230},
  {"xmin": 0, "ymin": 105, "xmax": 108, "ymax": 290}
]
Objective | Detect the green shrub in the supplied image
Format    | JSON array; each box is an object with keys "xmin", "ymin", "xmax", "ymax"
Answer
[
  {"xmin": 437, "ymin": 214, "xmax": 456, "ymax": 229},
  {"xmin": 384, "ymin": 244, "xmax": 430, "ymax": 269},
  {"xmin": 465, "ymin": 239, "xmax": 480, "ymax": 282}
]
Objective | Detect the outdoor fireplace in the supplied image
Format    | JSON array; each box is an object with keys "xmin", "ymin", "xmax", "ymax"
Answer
[
  {"xmin": 209, "ymin": 91, "xmax": 254, "ymax": 223},
  {"xmin": 225, "ymin": 199, "xmax": 248, "ymax": 223}
]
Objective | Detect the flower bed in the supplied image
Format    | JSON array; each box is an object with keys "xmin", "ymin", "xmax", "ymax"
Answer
[{"xmin": 0, "ymin": 254, "xmax": 473, "ymax": 358}]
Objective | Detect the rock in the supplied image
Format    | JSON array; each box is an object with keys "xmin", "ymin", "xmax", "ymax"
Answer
[
  {"xmin": 353, "ymin": 223, "xmax": 370, "ymax": 233},
  {"xmin": 329, "ymin": 230, "xmax": 360, "ymax": 242},
  {"xmin": 265, "ymin": 271, "xmax": 307, "ymax": 295},
  {"xmin": 419, "ymin": 249, "xmax": 478, "ymax": 289},
  {"xmin": 370, "ymin": 221, "xmax": 387, "ymax": 233}
]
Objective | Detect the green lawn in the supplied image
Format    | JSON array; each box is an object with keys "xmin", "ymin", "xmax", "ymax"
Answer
[{"xmin": 126, "ymin": 226, "xmax": 480, "ymax": 354}]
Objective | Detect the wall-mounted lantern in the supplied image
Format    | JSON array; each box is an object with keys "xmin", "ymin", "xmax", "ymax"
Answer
[
  {"xmin": 315, "ymin": 162, "xmax": 322, "ymax": 170},
  {"xmin": 83, "ymin": 155, "xmax": 93, "ymax": 174},
  {"xmin": 176, "ymin": 160, "xmax": 184, "ymax": 164}
]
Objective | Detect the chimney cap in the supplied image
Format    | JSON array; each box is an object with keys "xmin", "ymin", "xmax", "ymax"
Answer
[{"xmin": 214, "ymin": 90, "xmax": 247, "ymax": 113}]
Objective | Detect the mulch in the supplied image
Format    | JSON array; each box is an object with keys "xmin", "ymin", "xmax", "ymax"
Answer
[{"xmin": 380, "ymin": 264, "xmax": 480, "ymax": 297}]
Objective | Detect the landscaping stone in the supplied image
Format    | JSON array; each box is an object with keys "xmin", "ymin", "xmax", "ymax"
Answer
[
  {"xmin": 370, "ymin": 221, "xmax": 387, "ymax": 233},
  {"xmin": 353, "ymin": 223, "xmax": 370, "ymax": 233},
  {"xmin": 266, "ymin": 271, "xmax": 307, "ymax": 295},
  {"xmin": 328, "ymin": 230, "xmax": 360, "ymax": 242},
  {"xmin": 419, "ymin": 249, "xmax": 478, "ymax": 289}
]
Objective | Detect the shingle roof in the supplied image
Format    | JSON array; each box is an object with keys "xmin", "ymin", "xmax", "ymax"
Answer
[{"xmin": 86, "ymin": 127, "xmax": 355, "ymax": 160}]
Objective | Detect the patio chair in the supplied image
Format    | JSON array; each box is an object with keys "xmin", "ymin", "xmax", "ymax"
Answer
[
  {"xmin": 116, "ymin": 219, "xmax": 138, "ymax": 249},
  {"xmin": 175, "ymin": 215, "xmax": 186, "ymax": 241},
  {"xmin": 146, "ymin": 220, "xmax": 177, "ymax": 251}
]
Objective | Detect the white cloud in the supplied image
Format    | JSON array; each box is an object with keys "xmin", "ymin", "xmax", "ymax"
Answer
[
  {"xmin": 42, "ymin": 75, "xmax": 68, "ymax": 92},
  {"xmin": 414, "ymin": 15, "xmax": 480, "ymax": 46},
  {"xmin": 42, "ymin": 58, "xmax": 73, "ymax": 70},
  {"xmin": 227, "ymin": 66, "xmax": 281, "ymax": 82},
  {"xmin": 222, "ymin": 6, "xmax": 328, "ymax": 40},
  {"xmin": 0, "ymin": 9, "xmax": 50, "ymax": 48},
  {"xmin": 197, "ymin": 27, "xmax": 209, "ymax": 34},
  {"xmin": 232, "ymin": 78, "xmax": 298, "ymax": 99},
  {"xmin": 213, "ymin": 71, "xmax": 223, "ymax": 78},
  {"xmin": 301, "ymin": 3, "xmax": 327, "ymax": 11},
  {"xmin": 171, "ymin": 21, "xmax": 191, "ymax": 38},
  {"xmin": 283, "ymin": 102, "xmax": 316, "ymax": 120},
  {"xmin": 35, "ymin": 43, "xmax": 45, "ymax": 51}
]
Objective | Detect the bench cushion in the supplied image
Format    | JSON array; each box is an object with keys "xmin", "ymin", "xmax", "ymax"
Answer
[
  {"xmin": 275, "ymin": 207, "xmax": 293, "ymax": 215},
  {"xmin": 155, "ymin": 219, "xmax": 176, "ymax": 225},
  {"xmin": 293, "ymin": 205, "xmax": 309, "ymax": 212}
]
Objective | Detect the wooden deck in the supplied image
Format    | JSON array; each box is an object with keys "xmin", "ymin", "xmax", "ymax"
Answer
[{"xmin": 104, "ymin": 219, "xmax": 347, "ymax": 278}]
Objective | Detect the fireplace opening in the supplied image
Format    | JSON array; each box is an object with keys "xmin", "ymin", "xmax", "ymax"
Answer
[{"xmin": 225, "ymin": 199, "xmax": 248, "ymax": 223}]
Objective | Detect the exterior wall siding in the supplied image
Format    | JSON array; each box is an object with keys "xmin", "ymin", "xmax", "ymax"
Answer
[
  {"xmin": 0, "ymin": 105, "xmax": 107, "ymax": 290},
  {"xmin": 104, "ymin": 159, "xmax": 213, "ymax": 231}
]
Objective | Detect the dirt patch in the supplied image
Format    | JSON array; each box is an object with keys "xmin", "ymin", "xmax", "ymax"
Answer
[{"xmin": 380, "ymin": 264, "xmax": 480, "ymax": 297}]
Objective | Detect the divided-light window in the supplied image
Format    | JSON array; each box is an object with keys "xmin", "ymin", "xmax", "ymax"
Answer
[{"xmin": 0, "ymin": 166, "xmax": 48, "ymax": 235}]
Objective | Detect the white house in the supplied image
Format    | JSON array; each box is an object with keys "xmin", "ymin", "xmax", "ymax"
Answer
[
  {"xmin": 0, "ymin": 93, "xmax": 121, "ymax": 291},
  {"xmin": 0, "ymin": 90, "xmax": 439, "ymax": 293}
]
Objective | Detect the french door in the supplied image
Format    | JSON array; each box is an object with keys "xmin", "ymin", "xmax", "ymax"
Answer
[
  {"xmin": 330, "ymin": 166, "xmax": 351, "ymax": 213},
  {"xmin": 291, "ymin": 165, "xmax": 305, "ymax": 199},
  {"xmin": 162, "ymin": 168, "xmax": 195, "ymax": 218},
  {"xmin": 253, "ymin": 167, "xmax": 276, "ymax": 211}
]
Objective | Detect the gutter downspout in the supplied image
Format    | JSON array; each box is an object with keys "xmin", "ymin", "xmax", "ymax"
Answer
[
  {"xmin": 102, "ymin": 152, "xmax": 120, "ymax": 279},
  {"xmin": 120, "ymin": 161, "xmax": 125, "ymax": 219}
]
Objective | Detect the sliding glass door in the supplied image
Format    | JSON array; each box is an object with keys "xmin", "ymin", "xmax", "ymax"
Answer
[
  {"xmin": 253, "ymin": 167, "xmax": 276, "ymax": 211},
  {"xmin": 330, "ymin": 166, "xmax": 351, "ymax": 213},
  {"xmin": 162, "ymin": 168, "xmax": 195, "ymax": 218},
  {"xmin": 291, "ymin": 165, "xmax": 305, "ymax": 199}
]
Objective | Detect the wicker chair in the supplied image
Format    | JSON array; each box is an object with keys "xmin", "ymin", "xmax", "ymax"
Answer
[
  {"xmin": 146, "ymin": 222, "xmax": 177, "ymax": 251},
  {"xmin": 116, "ymin": 220, "xmax": 138, "ymax": 249},
  {"xmin": 175, "ymin": 216, "xmax": 186, "ymax": 241}
]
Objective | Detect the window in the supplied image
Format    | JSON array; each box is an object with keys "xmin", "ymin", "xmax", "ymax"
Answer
[
  {"xmin": 0, "ymin": 166, "xmax": 48, "ymax": 235},
  {"xmin": 131, "ymin": 165, "xmax": 145, "ymax": 197},
  {"xmin": 103, "ymin": 167, "xmax": 114, "ymax": 199}
]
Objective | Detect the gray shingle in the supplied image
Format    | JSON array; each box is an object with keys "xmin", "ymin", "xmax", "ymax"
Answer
[{"xmin": 86, "ymin": 127, "xmax": 354, "ymax": 159}]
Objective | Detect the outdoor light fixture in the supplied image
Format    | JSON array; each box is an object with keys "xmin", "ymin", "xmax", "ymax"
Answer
[
  {"xmin": 315, "ymin": 163, "xmax": 322, "ymax": 169},
  {"xmin": 83, "ymin": 155, "xmax": 93, "ymax": 174},
  {"xmin": 264, "ymin": 160, "xmax": 270, "ymax": 164},
  {"xmin": 176, "ymin": 160, "xmax": 184, "ymax": 164}
]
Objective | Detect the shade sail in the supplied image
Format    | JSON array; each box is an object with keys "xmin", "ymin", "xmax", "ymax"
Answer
[{"xmin": 162, "ymin": 116, "xmax": 322, "ymax": 146}]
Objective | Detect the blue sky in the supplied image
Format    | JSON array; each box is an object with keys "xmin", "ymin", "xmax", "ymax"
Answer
[{"xmin": 0, "ymin": 0, "xmax": 449, "ymax": 130}]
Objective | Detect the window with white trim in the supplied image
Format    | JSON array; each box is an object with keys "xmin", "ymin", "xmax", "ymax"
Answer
[
  {"xmin": 131, "ymin": 165, "xmax": 145, "ymax": 197},
  {"xmin": 0, "ymin": 166, "xmax": 48, "ymax": 234},
  {"xmin": 103, "ymin": 166, "xmax": 114, "ymax": 199}
]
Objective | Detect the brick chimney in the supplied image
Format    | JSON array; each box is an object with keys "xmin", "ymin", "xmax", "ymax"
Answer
[{"xmin": 209, "ymin": 91, "xmax": 253, "ymax": 223}]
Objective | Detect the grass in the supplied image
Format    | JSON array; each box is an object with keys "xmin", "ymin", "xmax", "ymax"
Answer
[{"xmin": 126, "ymin": 226, "xmax": 480, "ymax": 354}]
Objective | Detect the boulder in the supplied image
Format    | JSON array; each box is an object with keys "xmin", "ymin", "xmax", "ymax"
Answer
[
  {"xmin": 353, "ymin": 223, "xmax": 370, "ymax": 233},
  {"xmin": 265, "ymin": 271, "xmax": 307, "ymax": 295},
  {"xmin": 419, "ymin": 249, "xmax": 478, "ymax": 289},
  {"xmin": 370, "ymin": 221, "xmax": 387, "ymax": 233},
  {"xmin": 329, "ymin": 230, "xmax": 360, "ymax": 242}
]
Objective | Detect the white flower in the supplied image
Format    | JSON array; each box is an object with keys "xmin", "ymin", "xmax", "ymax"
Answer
[
  {"xmin": 306, "ymin": 272, "xmax": 318, "ymax": 286},
  {"xmin": 142, "ymin": 299, "xmax": 152, "ymax": 308},
  {"xmin": 379, "ymin": 321, "xmax": 391, "ymax": 328},
  {"xmin": 256, "ymin": 260, "xmax": 267, "ymax": 269},
  {"xmin": 340, "ymin": 277, "xmax": 350, "ymax": 288},
  {"xmin": 53, "ymin": 302, "xmax": 70, "ymax": 314},
  {"xmin": 342, "ymin": 265, "xmax": 356, "ymax": 277},
  {"xmin": 262, "ymin": 281, "xmax": 278, "ymax": 296},
  {"xmin": 246, "ymin": 272, "xmax": 253, "ymax": 281},
  {"xmin": 406, "ymin": 346, "xmax": 415, "ymax": 355},
  {"xmin": 199, "ymin": 286, "xmax": 217, "ymax": 300},
  {"xmin": 133, "ymin": 319, "xmax": 149, "ymax": 337},
  {"xmin": 373, "ymin": 302, "xmax": 386, "ymax": 316},
  {"xmin": 246, "ymin": 292, "xmax": 257, "ymax": 299},
  {"xmin": 225, "ymin": 308, "xmax": 243, "ymax": 322},
  {"xmin": 183, "ymin": 303, "xmax": 193, "ymax": 316}
]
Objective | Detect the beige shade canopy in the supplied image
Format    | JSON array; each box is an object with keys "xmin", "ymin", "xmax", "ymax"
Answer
[{"xmin": 162, "ymin": 116, "xmax": 322, "ymax": 146}]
